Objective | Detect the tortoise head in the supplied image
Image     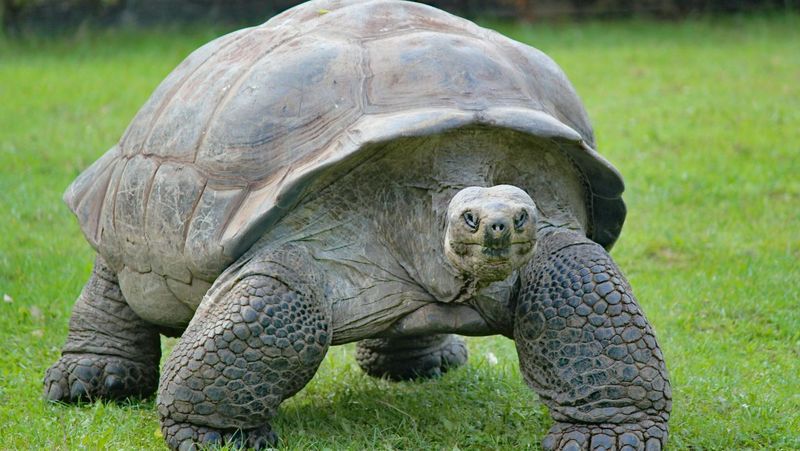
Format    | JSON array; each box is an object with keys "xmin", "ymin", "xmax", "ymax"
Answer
[{"xmin": 445, "ymin": 185, "xmax": 538, "ymax": 284}]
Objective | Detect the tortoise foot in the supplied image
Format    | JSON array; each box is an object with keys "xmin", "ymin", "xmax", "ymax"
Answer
[
  {"xmin": 542, "ymin": 421, "xmax": 668, "ymax": 451},
  {"xmin": 357, "ymin": 334, "xmax": 468, "ymax": 381},
  {"xmin": 44, "ymin": 353, "xmax": 158, "ymax": 402},
  {"xmin": 161, "ymin": 418, "xmax": 277, "ymax": 451}
]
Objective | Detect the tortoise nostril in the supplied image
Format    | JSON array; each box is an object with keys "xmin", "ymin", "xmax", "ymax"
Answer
[{"xmin": 488, "ymin": 220, "xmax": 510, "ymax": 236}]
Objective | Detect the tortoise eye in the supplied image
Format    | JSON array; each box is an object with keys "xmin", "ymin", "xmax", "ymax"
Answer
[
  {"xmin": 463, "ymin": 211, "xmax": 479, "ymax": 231},
  {"xmin": 514, "ymin": 210, "xmax": 528, "ymax": 230}
]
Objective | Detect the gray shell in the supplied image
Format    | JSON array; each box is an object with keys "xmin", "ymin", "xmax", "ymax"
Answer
[{"xmin": 64, "ymin": 0, "xmax": 625, "ymax": 288}]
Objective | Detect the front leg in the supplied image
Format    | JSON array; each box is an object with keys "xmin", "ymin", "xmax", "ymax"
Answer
[
  {"xmin": 515, "ymin": 230, "xmax": 671, "ymax": 451},
  {"xmin": 157, "ymin": 246, "xmax": 331, "ymax": 450}
]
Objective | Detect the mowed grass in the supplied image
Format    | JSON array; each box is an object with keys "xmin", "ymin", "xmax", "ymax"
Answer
[{"xmin": 1, "ymin": 14, "xmax": 798, "ymax": 450}]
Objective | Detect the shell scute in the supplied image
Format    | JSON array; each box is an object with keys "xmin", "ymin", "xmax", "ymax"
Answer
[
  {"xmin": 143, "ymin": 28, "xmax": 284, "ymax": 162},
  {"xmin": 493, "ymin": 36, "xmax": 595, "ymax": 146},
  {"xmin": 144, "ymin": 162, "xmax": 206, "ymax": 283},
  {"xmin": 317, "ymin": 0, "xmax": 481, "ymax": 42},
  {"xmin": 113, "ymin": 155, "xmax": 159, "ymax": 273},
  {"xmin": 364, "ymin": 32, "xmax": 530, "ymax": 113},
  {"xmin": 183, "ymin": 185, "xmax": 244, "ymax": 281},
  {"xmin": 119, "ymin": 29, "xmax": 249, "ymax": 158},
  {"xmin": 195, "ymin": 36, "xmax": 363, "ymax": 181}
]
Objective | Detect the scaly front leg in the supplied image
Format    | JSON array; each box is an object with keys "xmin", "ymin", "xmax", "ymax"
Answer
[
  {"xmin": 514, "ymin": 230, "xmax": 671, "ymax": 451},
  {"xmin": 157, "ymin": 245, "xmax": 331, "ymax": 450}
]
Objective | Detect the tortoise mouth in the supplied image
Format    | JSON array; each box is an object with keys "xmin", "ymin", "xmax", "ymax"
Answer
[
  {"xmin": 452, "ymin": 240, "xmax": 533, "ymax": 257},
  {"xmin": 447, "ymin": 240, "xmax": 535, "ymax": 282},
  {"xmin": 481, "ymin": 241, "xmax": 534, "ymax": 263},
  {"xmin": 482, "ymin": 246, "xmax": 511, "ymax": 259}
]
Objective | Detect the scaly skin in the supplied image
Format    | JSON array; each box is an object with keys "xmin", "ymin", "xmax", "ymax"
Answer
[
  {"xmin": 356, "ymin": 334, "xmax": 468, "ymax": 380},
  {"xmin": 515, "ymin": 229, "xmax": 671, "ymax": 450},
  {"xmin": 44, "ymin": 255, "xmax": 161, "ymax": 402},
  {"xmin": 157, "ymin": 246, "xmax": 331, "ymax": 451}
]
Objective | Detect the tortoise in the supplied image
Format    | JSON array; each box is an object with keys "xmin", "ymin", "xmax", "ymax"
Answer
[{"xmin": 43, "ymin": 0, "xmax": 672, "ymax": 449}]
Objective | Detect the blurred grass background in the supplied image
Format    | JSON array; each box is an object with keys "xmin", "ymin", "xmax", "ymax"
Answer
[{"xmin": 1, "ymin": 13, "xmax": 799, "ymax": 450}]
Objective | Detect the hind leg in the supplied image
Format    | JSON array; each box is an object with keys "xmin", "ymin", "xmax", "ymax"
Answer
[
  {"xmin": 44, "ymin": 255, "xmax": 161, "ymax": 402},
  {"xmin": 356, "ymin": 334, "xmax": 468, "ymax": 381}
]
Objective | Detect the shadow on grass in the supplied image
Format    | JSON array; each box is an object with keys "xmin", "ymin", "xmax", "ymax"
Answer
[{"xmin": 275, "ymin": 363, "xmax": 550, "ymax": 448}]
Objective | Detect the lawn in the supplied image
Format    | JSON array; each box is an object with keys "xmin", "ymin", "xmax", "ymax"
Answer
[{"xmin": 1, "ymin": 13, "xmax": 799, "ymax": 450}]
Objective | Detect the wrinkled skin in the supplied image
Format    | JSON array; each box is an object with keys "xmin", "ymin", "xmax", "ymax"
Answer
[
  {"xmin": 445, "ymin": 185, "xmax": 538, "ymax": 282},
  {"xmin": 45, "ymin": 184, "xmax": 670, "ymax": 451}
]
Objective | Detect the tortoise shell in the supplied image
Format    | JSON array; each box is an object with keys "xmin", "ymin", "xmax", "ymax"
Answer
[{"xmin": 64, "ymin": 0, "xmax": 625, "ymax": 290}]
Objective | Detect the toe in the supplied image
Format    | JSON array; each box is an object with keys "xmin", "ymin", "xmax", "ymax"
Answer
[
  {"xmin": 45, "ymin": 383, "xmax": 64, "ymax": 401},
  {"xmin": 69, "ymin": 380, "xmax": 90, "ymax": 401},
  {"xmin": 543, "ymin": 421, "xmax": 667, "ymax": 451},
  {"xmin": 590, "ymin": 432, "xmax": 616, "ymax": 450},
  {"xmin": 248, "ymin": 425, "xmax": 279, "ymax": 449},
  {"xmin": 104, "ymin": 374, "xmax": 125, "ymax": 394},
  {"xmin": 645, "ymin": 438, "xmax": 662, "ymax": 451},
  {"xmin": 43, "ymin": 365, "xmax": 68, "ymax": 402},
  {"xmin": 43, "ymin": 355, "xmax": 157, "ymax": 403},
  {"xmin": 161, "ymin": 418, "xmax": 277, "ymax": 451},
  {"xmin": 542, "ymin": 433, "xmax": 558, "ymax": 451},
  {"xmin": 563, "ymin": 430, "xmax": 589, "ymax": 450},
  {"xmin": 618, "ymin": 431, "xmax": 643, "ymax": 451}
]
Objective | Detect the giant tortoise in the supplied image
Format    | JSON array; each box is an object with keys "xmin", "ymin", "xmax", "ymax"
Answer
[{"xmin": 44, "ymin": 0, "xmax": 671, "ymax": 449}]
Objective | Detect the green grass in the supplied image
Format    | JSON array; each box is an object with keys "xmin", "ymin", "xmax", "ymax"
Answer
[{"xmin": 1, "ymin": 14, "xmax": 799, "ymax": 450}]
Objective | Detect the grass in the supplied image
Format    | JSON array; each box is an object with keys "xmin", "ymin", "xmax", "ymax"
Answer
[{"xmin": 1, "ymin": 13, "xmax": 799, "ymax": 450}]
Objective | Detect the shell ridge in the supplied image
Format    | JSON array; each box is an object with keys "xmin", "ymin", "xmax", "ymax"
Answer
[
  {"xmin": 217, "ymin": 187, "xmax": 250, "ymax": 255},
  {"xmin": 222, "ymin": 105, "xmax": 622, "ymax": 255},
  {"xmin": 211, "ymin": 106, "xmax": 355, "ymax": 154},
  {"xmin": 181, "ymin": 179, "xmax": 210, "ymax": 256},
  {"xmin": 109, "ymin": 157, "xmax": 131, "ymax": 248},
  {"xmin": 355, "ymin": 37, "xmax": 368, "ymax": 111},
  {"xmin": 488, "ymin": 39, "xmax": 538, "ymax": 105},
  {"xmin": 359, "ymin": 25, "xmax": 479, "ymax": 43}
]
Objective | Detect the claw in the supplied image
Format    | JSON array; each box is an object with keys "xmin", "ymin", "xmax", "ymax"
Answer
[
  {"xmin": 590, "ymin": 433, "xmax": 616, "ymax": 450},
  {"xmin": 163, "ymin": 420, "xmax": 277, "ymax": 451},
  {"xmin": 542, "ymin": 422, "xmax": 665, "ymax": 451},
  {"xmin": 45, "ymin": 381, "xmax": 64, "ymax": 401},
  {"xmin": 202, "ymin": 431, "xmax": 222, "ymax": 444},
  {"xmin": 542, "ymin": 433, "xmax": 558, "ymax": 451},
  {"xmin": 42, "ymin": 354, "xmax": 158, "ymax": 402},
  {"xmin": 104, "ymin": 374, "xmax": 124, "ymax": 393},
  {"xmin": 70, "ymin": 380, "xmax": 89, "ymax": 401},
  {"xmin": 645, "ymin": 438, "xmax": 662, "ymax": 451}
]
